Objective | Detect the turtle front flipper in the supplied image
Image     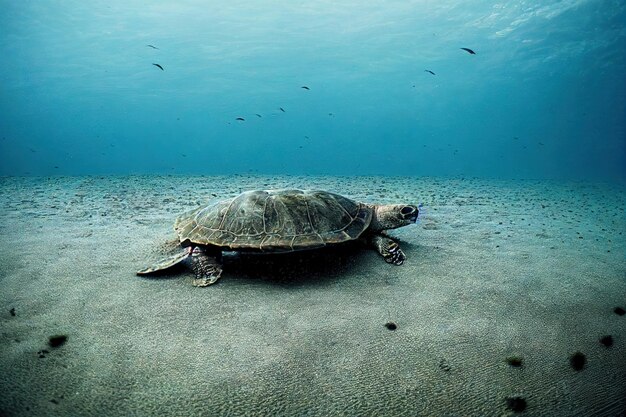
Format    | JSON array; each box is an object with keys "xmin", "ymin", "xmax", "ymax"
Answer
[
  {"xmin": 370, "ymin": 233, "xmax": 406, "ymax": 265},
  {"xmin": 190, "ymin": 247, "xmax": 223, "ymax": 287},
  {"xmin": 136, "ymin": 247, "xmax": 192, "ymax": 275}
]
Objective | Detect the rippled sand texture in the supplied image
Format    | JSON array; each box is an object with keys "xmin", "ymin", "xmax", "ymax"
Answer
[{"xmin": 1, "ymin": 175, "xmax": 625, "ymax": 416}]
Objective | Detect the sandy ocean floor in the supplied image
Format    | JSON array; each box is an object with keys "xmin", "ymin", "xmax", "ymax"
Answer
[{"xmin": 0, "ymin": 175, "xmax": 625, "ymax": 417}]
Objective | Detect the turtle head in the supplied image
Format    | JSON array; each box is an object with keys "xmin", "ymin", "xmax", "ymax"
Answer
[{"xmin": 369, "ymin": 204, "xmax": 419, "ymax": 232}]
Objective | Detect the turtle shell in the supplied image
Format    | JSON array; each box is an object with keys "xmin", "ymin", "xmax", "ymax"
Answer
[{"xmin": 174, "ymin": 189, "xmax": 373, "ymax": 252}]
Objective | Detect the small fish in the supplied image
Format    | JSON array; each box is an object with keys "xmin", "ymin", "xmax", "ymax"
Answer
[
  {"xmin": 146, "ymin": 45, "xmax": 159, "ymax": 49},
  {"xmin": 328, "ymin": 113, "xmax": 333, "ymax": 116},
  {"xmin": 424, "ymin": 70, "xmax": 436, "ymax": 75},
  {"xmin": 255, "ymin": 114, "xmax": 262, "ymax": 118},
  {"xmin": 279, "ymin": 107, "xmax": 285, "ymax": 112},
  {"xmin": 460, "ymin": 47, "xmax": 476, "ymax": 54},
  {"xmin": 236, "ymin": 117, "xmax": 245, "ymax": 121},
  {"xmin": 301, "ymin": 86, "xmax": 310, "ymax": 90},
  {"xmin": 152, "ymin": 63, "xmax": 164, "ymax": 70}
]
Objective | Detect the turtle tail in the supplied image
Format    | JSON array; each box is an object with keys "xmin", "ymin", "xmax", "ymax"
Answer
[{"xmin": 136, "ymin": 248, "xmax": 191, "ymax": 275}]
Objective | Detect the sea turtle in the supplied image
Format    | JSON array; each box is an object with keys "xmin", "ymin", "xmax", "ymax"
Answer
[{"xmin": 137, "ymin": 189, "xmax": 419, "ymax": 286}]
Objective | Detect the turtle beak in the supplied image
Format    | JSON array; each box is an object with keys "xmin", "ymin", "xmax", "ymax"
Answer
[{"xmin": 400, "ymin": 205, "xmax": 419, "ymax": 223}]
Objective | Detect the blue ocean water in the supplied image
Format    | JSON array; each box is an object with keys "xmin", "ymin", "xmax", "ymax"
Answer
[{"xmin": 0, "ymin": 1, "xmax": 624, "ymax": 181}]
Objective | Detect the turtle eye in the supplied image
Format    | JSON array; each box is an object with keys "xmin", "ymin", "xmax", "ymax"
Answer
[{"xmin": 400, "ymin": 206, "xmax": 415, "ymax": 215}]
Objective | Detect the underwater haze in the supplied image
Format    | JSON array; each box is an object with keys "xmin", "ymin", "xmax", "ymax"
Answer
[
  {"xmin": 1, "ymin": 0, "xmax": 625, "ymax": 181},
  {"xmin": 2, "ymin": 3, "xmax": 626, "ymax": 416}
]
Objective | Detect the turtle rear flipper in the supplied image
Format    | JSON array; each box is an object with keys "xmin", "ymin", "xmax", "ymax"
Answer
[
  {"xmin": 189, "ymin": 246, "xmax": 223, "ymax": 286},
  {"xmin": 137, "ymin": 248, "xmax": 191, "ymax": 275}
]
